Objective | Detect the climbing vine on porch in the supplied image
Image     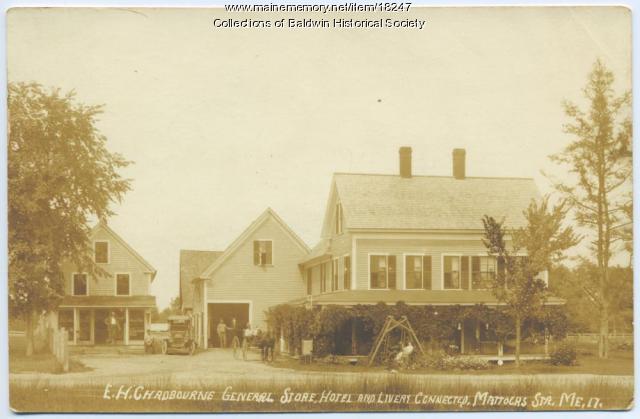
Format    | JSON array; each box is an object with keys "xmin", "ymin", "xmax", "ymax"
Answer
[{"xmin": 265, "ymin": 302, "xmax": 569, "ymax": 357}]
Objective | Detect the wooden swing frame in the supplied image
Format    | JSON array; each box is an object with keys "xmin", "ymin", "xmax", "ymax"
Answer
[{"xmin": 367, "ymin": 315, "xmax": 426, "ymax": 366}]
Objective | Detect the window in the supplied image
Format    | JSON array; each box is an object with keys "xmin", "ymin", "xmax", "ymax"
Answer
[
  {"xmin": 253, "ymin": 240, "xmax": 273, "ymax": 266},
  {"xmin": 73, "ymin": 273, "xmax": 88, "ymax": 296},
  {"xmin": 444, "ymin": 256, "xmax": 470, "ymax": 290},
  {"xmin": 94, "ymin": 241, "xmax": 109, "ymax": 264},
  {"xmin": 405, "ymin": 255, "xmax": 432, "ymax": 289},
  {"xmin": 472, "ymin": 256, "xmax": 497, "ymax": 289},
  {"xmin": 343, "ymin": 256, "xmax": 351, "ymax": 290},
  {"xmin": 306, "ymin": 269, "xmax": 312, "ymax": 295},
  {"xmin": 369, "ymin": 255, "xmax": 396, "ymax": 289},
  {"xmin": 332, "ymin": 259, "xmax": 339, "ymax": 291},
  {"xmin": 335, "ymin": 203, "xmax": 343, "ymax": 235},
  {"xmin": 129, "ymin": 309, "xmax": 145, "ymax": 341},
  {"xmin": 443, "ymin": 256, "xmax": 460, "ymax": 289},
  {"xmin": 116, "ymin": 273, "xmax": 130, "ymax": 296}
]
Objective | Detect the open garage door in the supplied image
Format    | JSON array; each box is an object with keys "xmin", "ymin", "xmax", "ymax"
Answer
[{"xmin": 208, "ymin": 302, "xmax": 250, "ymax": 348}]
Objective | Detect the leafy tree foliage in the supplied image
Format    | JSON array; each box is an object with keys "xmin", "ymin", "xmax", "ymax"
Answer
[
  {"xmin": 550, "ymin": 263, "xmax": 633, "ymax": 334},
  {"xmin": 482, "ymin": 197, "xmax": 578, "ymax": 365},
  {"xmin": 8, "ymin": 82, "xmax": 131, "ymax": 355},
  {"xmin": 547, "ymin": 59, "xmax": 632, "ymax": 358}
]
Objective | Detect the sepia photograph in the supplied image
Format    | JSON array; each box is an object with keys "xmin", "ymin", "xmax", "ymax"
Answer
[{"xmin": 4, "ymin": 3, "xmax": 634, "ymax": 414}]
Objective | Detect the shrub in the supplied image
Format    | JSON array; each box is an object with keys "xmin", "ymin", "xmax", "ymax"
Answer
[
  {"xmin": 549, "ymin": 342, "xmax": 578, "ymax": 366},
  {"xmin": 416, "ymin": 351, "xmax": 491, "ymax": 371}
]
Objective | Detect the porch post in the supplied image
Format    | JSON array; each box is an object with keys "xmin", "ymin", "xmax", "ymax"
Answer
[
  {"xmin": 124, "ymin": 308, "xmax": 130, "ymax": 345},
  {"xmin": 90, "ymin": 309, "xmax": 95, "ymax": 345},
  {"xmin": 498, "ymin": 341, "xmax": 504, "ymax": 357},
  {"xmin": 460, "ymin": 321, "xmax": 465, "ymax": 354}
]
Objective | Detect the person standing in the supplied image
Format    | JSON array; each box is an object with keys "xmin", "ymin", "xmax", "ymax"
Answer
[
  {"xmin": 105, "ymin": 311, "xmax": 120, "ymax": 345},
  {"xmin": 228, "ymin": 317, "xmax": 239, "ymax": 347},
  {"xmin": 217, "ymin": 319, "xmax": 227, "ymax": 348}
]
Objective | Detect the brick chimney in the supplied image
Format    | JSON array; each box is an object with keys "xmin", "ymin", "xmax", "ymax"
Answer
[
  {"xmin": 452, "ymin": 148, "xmax": 466, "ymax": 179},
  {"xmin": 399, "ymin": 147, "xmax": 412, "ymax": 178}
]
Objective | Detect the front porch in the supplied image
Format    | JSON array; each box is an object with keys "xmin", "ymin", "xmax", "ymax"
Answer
[
  {"xmin": 270, "ymin": 297, "xmax": 564, "ymax": 362},
  {"xmin": 56, "ymin": 295, "xmax": 156, "ymax": 346}
]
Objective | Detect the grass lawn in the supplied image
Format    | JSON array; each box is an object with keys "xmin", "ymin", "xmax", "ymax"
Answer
[{"xmin": 270, "ymin": 349, "xmax": 634, "ymax": 376}]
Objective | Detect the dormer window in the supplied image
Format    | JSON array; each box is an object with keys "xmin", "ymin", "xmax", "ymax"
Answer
[
  {"xmin": 253, "ymin": 240, "xmax": 273, "ymax": 266},
  {"xmin": 94, "ymin": 241, "xmax": 109, "ymax": 264},
  {"xmin": 335, "ymin": 203, "xmax": 343, "ymax": 235}
]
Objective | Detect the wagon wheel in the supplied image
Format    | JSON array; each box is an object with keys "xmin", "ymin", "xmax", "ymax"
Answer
[{"xmin": 161, "ymin": 340, "xmax": 168, "ymax": 355}]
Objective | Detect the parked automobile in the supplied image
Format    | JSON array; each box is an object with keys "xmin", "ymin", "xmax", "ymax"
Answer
[{"xmin": 160, "ymin": 315, "xmax": 197, "ymax": 355}]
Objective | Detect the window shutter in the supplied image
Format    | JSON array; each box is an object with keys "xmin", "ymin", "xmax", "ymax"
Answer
[
  {"xmin": 461, "ymin": 256, "xmax": 470, "ymax": 290},
  {"xmin": 471, "ymin": 256, "xmax": 480, "ymax": 289},
  {"xmin": 253, "ymin": 241, "xmax": 260, "ymax": 265},
  {"xmin": 423, "ymin": 256, "xmax": 432, "ymax": 290},
  {"xmin": 388, "ymin": 256, "xmax": 396, "ymax": 289},
  {"xmin": 265, "ymin": 241, "xmax": 273, "ymax": 265}
]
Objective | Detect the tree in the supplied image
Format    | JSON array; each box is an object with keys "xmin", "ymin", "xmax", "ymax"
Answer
[
  {"xmin": 482, "ymin": 197, "xmax": 578, "ymax": 365},
  {"xmin": 547, "ymin": 59, "xmax": 632, "ymax": 358},
  {"xmin": 151, "ymin": 297, "xmax": 183, "ymax": 322},
  {"xmin": 8, "ymin": 82, "xmax": 131, "ymax": 355}
]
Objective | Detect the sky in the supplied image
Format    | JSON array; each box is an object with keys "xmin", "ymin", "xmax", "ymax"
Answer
[{"xmin": 7, "ymin": 6, "xmax": 631, "ymax": 309}]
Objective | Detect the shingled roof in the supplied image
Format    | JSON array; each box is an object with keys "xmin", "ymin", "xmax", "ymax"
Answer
[
  {"xmin": 179, "ymin": 250, "xmax": 223, "ymax": 310},
  {"xmin": 334, "ymin": 173, "xmax": 541, "ymax": 231}
]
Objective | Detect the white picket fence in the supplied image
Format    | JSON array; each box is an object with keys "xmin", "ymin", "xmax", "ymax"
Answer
[{"xmin": 48, "ymin": 327, "xmax": 69, "ymax": 372}]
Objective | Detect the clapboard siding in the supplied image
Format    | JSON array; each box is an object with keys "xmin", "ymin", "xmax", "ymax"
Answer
[
  {"xmin": 62, "ymin": 226, "xmax": 151, "ymax": 296},
  {"xmin": 355, "ymin": 237, "xmax": 499, "ymax": 291},
  {"xmin": 206, "ymin": 215, "xmax": 308, "ymax": 329}
]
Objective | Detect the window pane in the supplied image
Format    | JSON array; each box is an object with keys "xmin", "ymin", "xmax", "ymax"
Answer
[
  {"xmin": 265, "ymin": 241, "xmax": 273, "ymax": 265},
  {"xmin": 306, "ymin": 269, "xmax": 312, "ymax": 295},
  {"xmin": 370, "ymin": 255, "xmax": 387, "ymax": 289},
  {"xmin": 95, "ymin": 242, "xmax": 108, "ymax": 263},
  {"xmin": 73, "ymin": 274, "xmax": 87, "ymax": 296},
  {"xmin": 116, "ymin": 274, "xmax": 130, "ymax": 295},
  {"xmin": 444, "ymin": 256, "xmax": 460, "ymax": 289},
  {"xmin": 388, "ymin": 256, "xmax": 396, "ymax": 289},
  {"xmin": 405, "ymin": 256, "xmax": 422, "ymax": 289},
  {"xmin": 461, "ymin": 256, "xmax": 470, "ymax": 290},
  {"xmin": 423, "ymin": 256, "xmax": 432, "ymax": 290}
]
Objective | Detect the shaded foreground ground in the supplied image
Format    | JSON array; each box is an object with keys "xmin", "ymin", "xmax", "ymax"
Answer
[{"xmin": 10, "ymin": 346, "xmax": 634, "ymax": 413}]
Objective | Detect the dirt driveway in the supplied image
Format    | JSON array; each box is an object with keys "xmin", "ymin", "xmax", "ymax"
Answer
[{"xmin": 9, "ymin": 347, "xmax": 633, "ymax": 389}]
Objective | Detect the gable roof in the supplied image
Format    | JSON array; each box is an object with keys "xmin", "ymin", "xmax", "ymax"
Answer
[
  {"xmin": 92, "ymin": 222, "xmax": 157, "ymax": 280},
  {"xmin": 199, "ymin": 208, "xmax": 310, "ymax": 279},
  {"xmin": 179, "ymin": 250, "xmax": 224, "ymax": 309},
  {"xmin": 332, "ymin": 173, "xmax": 541, "ymax": 231}
]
